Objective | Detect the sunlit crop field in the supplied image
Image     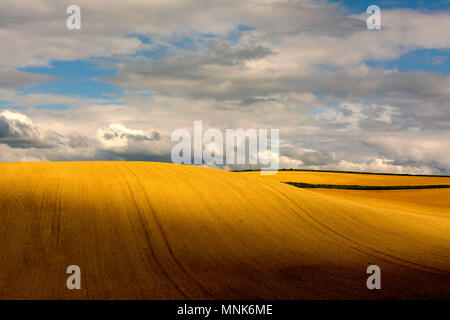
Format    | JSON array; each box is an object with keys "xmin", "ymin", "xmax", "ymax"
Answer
[{"xmin": 0, "ymin": 162, "xmax": 448, "ymax": 299}]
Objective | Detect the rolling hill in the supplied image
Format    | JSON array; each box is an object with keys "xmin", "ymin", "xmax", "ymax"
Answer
[{"xmin": 0, "ymin": 162, "xmax": 448, "ymax": 299}]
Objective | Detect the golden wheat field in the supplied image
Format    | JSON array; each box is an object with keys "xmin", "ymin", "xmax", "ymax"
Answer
[{"xmin": 0, "ymin": 162, "xmax": 448, "ymax": 299}]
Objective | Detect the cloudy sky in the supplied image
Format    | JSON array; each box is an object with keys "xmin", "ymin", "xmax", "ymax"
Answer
[{"xmin": 0, "ymin": 0, "xmax": 449, "ymax": 174}]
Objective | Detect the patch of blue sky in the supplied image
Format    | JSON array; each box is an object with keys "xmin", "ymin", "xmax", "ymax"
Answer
[
  {"xmin": 18, "ymin": 79, "xmax": 122, "ymax": 100},
  {"xmin": 127, "ymin": 33, "xmax": 200, "ymax": 58},
  {"xmin": 200, "ymin": 33, "xmax": 217, "ymax": 39},
  {"xmin": 171, "ymin": 35, "xmax": 196, "ymax": 50},
  {"xmin": 20, "ymin": 59, "xmax": 116, "ymax": 80},
  {"xmin": 18, "ymin": 59, "xmax": 123, "ymax": 101},
  {"xmin": 226, "ymin": 25, "xmax": 254, "ymax": 44},
  {"xmin": 328, "ymin": 0, "xmax": 449, "ymax": 14},
  {"xmin": 126, "ymin": 34, "xmax": 171, "ymax": 59},
  {"xmin": 138, "ymin": 45, "xmax": 171, "ymax": 59},
  {"xmin": 365, "ymin": 48, "xmax": 449, "ymax": 74},
  {"xmin": 126, "ymin": 33, "xmax": 152, "ymax": 45}
]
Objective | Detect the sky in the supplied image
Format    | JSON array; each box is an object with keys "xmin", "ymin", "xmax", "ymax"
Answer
[{"xmin": 0, "ymin": 0, "xmax": 449, "ymax": 174}]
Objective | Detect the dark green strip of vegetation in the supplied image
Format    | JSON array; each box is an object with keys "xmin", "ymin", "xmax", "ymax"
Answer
[
  {"xmin": 284, "ymin": 182, "xmax": 450, "ymax": 190},
  {"xmin": 232, "ymin": 168, "xmax": 450, "ymax": 178}
]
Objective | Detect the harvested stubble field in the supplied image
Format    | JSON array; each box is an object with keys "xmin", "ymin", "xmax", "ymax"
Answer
[{"xmin": 0, "ymin": 162, "xmax": 448, "ymax": 299}]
